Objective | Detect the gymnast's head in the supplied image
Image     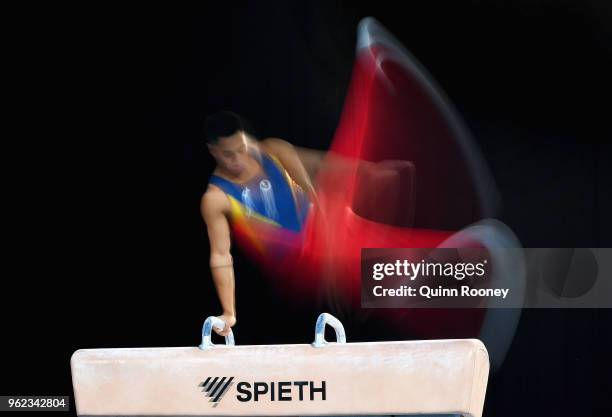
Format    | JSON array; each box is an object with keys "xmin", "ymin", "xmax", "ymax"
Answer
[{"xmin": 203, "ymin": 111, "xmax": 256, "ymax": 177}]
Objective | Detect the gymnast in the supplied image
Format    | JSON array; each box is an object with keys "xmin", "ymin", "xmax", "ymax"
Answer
[
  {"xmin": 200, "ymin": 110, "xmax": 324, "ymax": 336},
  {"xmin": 200, "ymin": 17, "xmax": 500, "ymax": 341}
]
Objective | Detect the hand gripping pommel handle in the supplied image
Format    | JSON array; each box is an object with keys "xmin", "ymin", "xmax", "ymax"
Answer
[{"xmin": 199, "ymin": 316, "xmax": 235, "ymax": 350}]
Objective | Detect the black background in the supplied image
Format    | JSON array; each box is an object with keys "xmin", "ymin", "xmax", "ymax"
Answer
[{"xmin": 3, "ymin": 1, "xmax": 611, "ymax": 416}]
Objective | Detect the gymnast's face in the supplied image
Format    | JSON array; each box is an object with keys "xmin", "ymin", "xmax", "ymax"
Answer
[{"xmin": 208, "ymin": 130, "xmax": 251, "ymax": 177}]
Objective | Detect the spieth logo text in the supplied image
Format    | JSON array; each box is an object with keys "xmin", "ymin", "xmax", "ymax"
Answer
[{"xmin": 199, "ymin": 376, "xmax": 327, "ymax": 406}]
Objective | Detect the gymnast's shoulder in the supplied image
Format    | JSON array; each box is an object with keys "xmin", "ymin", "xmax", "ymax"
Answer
[
  {"xmin": 259, "ymin": 137, "xmax": 295, "ymax": 155},
  {"xmin": 200, "ymin": 183, "xmax": 230, "ymax": 219}
]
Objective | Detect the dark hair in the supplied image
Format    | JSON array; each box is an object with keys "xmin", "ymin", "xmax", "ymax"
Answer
[{"xmin": 202, "ymin": 111, "xmax": 249, "ymax": 144}]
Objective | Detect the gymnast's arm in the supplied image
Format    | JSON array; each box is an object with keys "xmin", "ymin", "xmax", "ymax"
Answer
[
  {"xmin": 200, "ymin": 187, "xmax": 236, "ymax": 337},
  {"xmin": 260, "ymin": 138, "xmax": 322, "ymax": 200},
  {"xmin": 261, "ymin": 137, "xmax": 378, "ymax": 185}
]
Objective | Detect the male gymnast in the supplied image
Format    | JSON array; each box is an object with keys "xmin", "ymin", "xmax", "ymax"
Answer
[{"xmin": 200, "ymin": 111, "xmax": 323, "ymax": 337}]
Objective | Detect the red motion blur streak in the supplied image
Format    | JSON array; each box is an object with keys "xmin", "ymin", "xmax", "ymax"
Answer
[{"xmin": 235, "ymin": 40, "xmax": 488, "ymax": 338}]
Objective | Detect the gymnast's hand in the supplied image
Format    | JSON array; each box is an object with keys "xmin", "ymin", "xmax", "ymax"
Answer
[{"xmin": 213, "ymin": 313, "xmax": 236, "ymax": 337}]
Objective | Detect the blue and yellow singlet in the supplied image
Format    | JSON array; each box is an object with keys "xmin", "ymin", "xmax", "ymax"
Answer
[{"xmin": 208, "ymin": 152, "xmax": 311, "ymax": 235}]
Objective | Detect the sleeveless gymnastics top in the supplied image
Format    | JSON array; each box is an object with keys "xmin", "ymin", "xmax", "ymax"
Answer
[{"xmin": 208, "ymin": 152, "xmax": 311, "ymax": 233}]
